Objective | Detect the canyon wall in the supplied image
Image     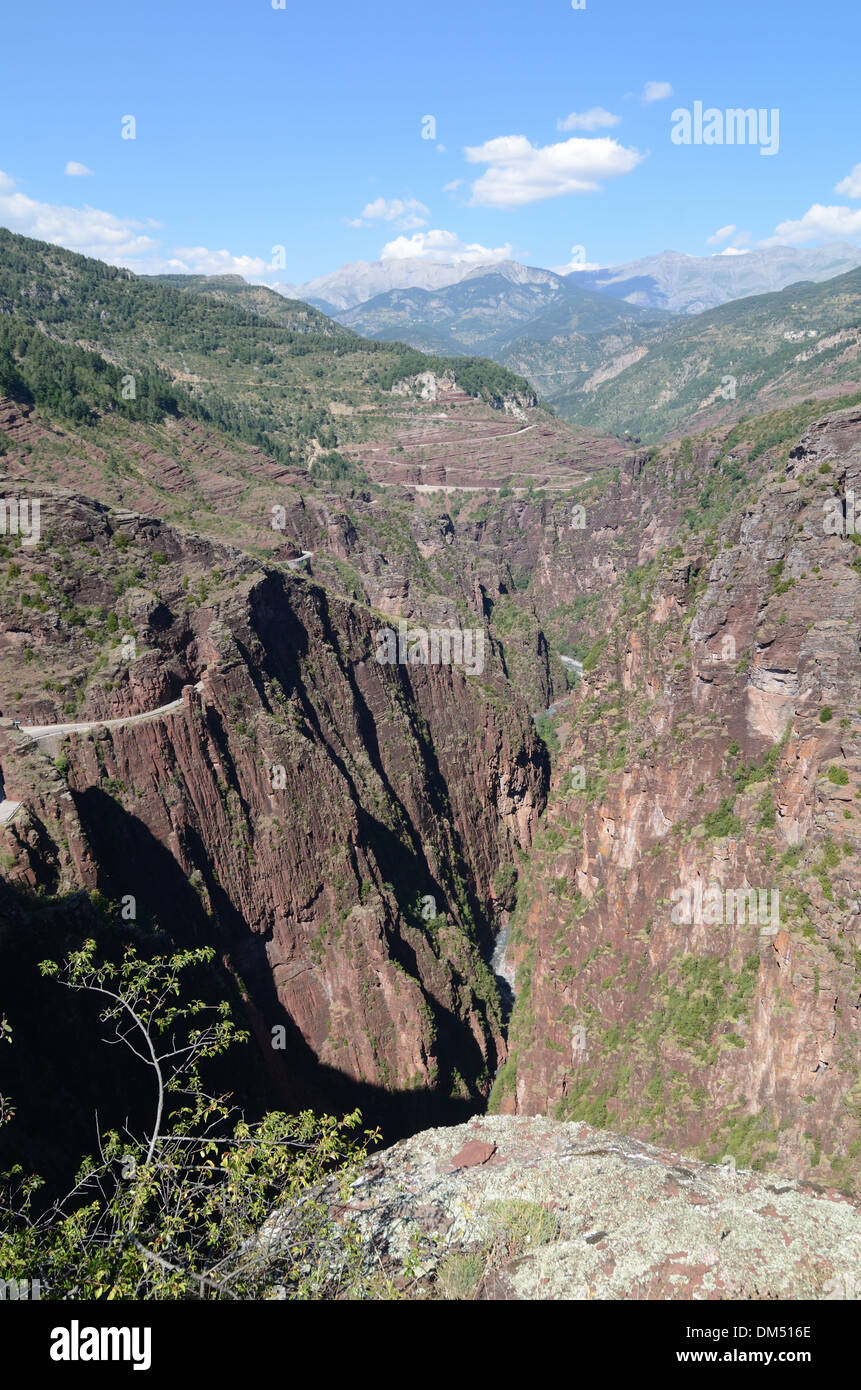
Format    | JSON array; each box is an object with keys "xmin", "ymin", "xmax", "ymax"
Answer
[
  {"xmin": 0, "ymin": 492, "xmax": 546, "ymax": 1139},
  {"xmin": 496, "ymin": 408, "xmax": 861, "ymax": 1185},
  {"xmin": 3, "ymin": 402, "xmax": 861, "ymax": 1188}
]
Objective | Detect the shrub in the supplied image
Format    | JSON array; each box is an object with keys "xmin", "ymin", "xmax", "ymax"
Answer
[{"xmin": 703, "ymin": 797, "xmax": 743, "ymax": 838}]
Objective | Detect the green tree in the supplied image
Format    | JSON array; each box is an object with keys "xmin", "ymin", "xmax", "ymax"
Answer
[{"xmin": 0, "ymin": 942, "xmax": 378, "ymax": 1299}]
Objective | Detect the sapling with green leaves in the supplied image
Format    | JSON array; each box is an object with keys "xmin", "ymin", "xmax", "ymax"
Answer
[{"xmin": 0, "ymin": 941, "xmax": 378, "ymax": 1299}]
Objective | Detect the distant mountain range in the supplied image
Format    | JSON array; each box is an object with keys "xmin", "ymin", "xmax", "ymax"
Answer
[
  {"xmin": 282, "ymin": 243, "xmax": 861, "ymax": 317},
  {"xmin": 569, "ymin": 244, "xmax": 861, "ymax": 314},
  {"xmin": 279, "ymin": 244, "xmax": 861, "ymax": 438},
  {"xmin": 566, "ymin": 263, "xmax": 861, "ymax": 440},
  {"xmin": 276, "ymin": 257, "xmax": 526, "ymax": 314},
  {"xmin": 337, "ymin": 271, "xmax": 673, "ymax": 401}
]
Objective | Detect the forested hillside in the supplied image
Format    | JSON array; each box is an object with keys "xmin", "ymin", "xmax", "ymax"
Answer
[{"xmin": 0, "ymin": 229, "xmax": 536, "ymax": 468}]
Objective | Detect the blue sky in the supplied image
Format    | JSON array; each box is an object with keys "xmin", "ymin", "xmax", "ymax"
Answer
[{"xmin": 1, "ymin": 0, "xmax": 860, "ymax": 285}]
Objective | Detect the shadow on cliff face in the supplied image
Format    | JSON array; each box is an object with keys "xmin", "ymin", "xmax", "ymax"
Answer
[
  {"xmin": 0, "ymin": 877, "xmax": 480, "ymax": 1209},
  {"xmin": 61, "ymin": 787, "xmax": 488, "ymax": 1150},
  {"xmin": 0, "ymin": 879, "xmax": 179, "ymax": 1199},
  {"xmin": 251, "ymin": 576, "xmax": 498, "ymax": 952}
]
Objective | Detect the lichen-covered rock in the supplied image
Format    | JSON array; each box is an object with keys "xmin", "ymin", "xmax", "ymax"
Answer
[{"xmin": 326, "ymin": 1114, "xmax": 861, "ymax": 1299}]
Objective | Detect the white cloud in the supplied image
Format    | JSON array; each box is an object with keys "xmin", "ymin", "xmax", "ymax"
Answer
[
  {"xmin": 706, "ymin": 223, "xmax": 736, "ymax": 245},
  {"xmin": 463, "ymin": 134, "xmax": 643, "ymax": 208},
  {"xmin": 64, "ymin": 161, "xmax": 93, "ymax": 177},
  {"xmin": 642, "ymin": 81, "xmax": 673, "ymax": 103},
  {"xmin": 442, "ymin": 179, "xmax": 464, "ymax": 194},
  {"xmin": 0, "ymin": 168, "xmax": 160, "ymax": 263},
  {"xmin": 553, "ymin": 254, "xmax": 603, "ymax": 273},
  {"xmin": 556, "ymin": 107, "xmax": 621, "ymax": 132},
  {"xmin": 361, "ymin": 196, "xmax": 429, "ymax": 222},
  {"xmin": 835, "ymin": 163, "xmax": 861, "ymax": 198},
  {"xmin": 348, "ymin": 196, "xmax": 429, "ymax": 231},
  {"xmin": 171, "ymin": 246, "xmax": 271, "ymax": 277},
  {"xmin": 380, "ymin": 228, "xmax": 514, "ymax": 264},
  {"xmin": 0, "ymin": 170, "xmax": 282, "ymax": 282},
  {"xmin": 759, "ymin": 203, "xmax": 861, "ymax": 247},
  {"xmin": 707, "ymin": 224, "xmax": 752, "ymax": 251}
]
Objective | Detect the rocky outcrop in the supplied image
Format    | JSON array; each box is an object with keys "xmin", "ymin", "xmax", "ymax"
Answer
[{"xmin": 287, "ymin": 1114, "xmax": 861, "ymax": 1299}]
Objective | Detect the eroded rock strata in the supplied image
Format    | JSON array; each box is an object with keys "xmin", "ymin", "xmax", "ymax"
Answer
[
  {"xmin": 0, "ymin": 492, "xmax": 546, "ymax": 1133},
  {"xmin": 498, "ymin": 408, "xmax": 861, "ymax": 1185},
  {"xmin": 2, "ymin": 403, "xmax": 860, "ymax": 1188}
]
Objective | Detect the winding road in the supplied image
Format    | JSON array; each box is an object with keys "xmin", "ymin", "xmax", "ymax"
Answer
[{"xmin": 21, "ymin": 681, "xmax": 205, "ymax": 744}]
